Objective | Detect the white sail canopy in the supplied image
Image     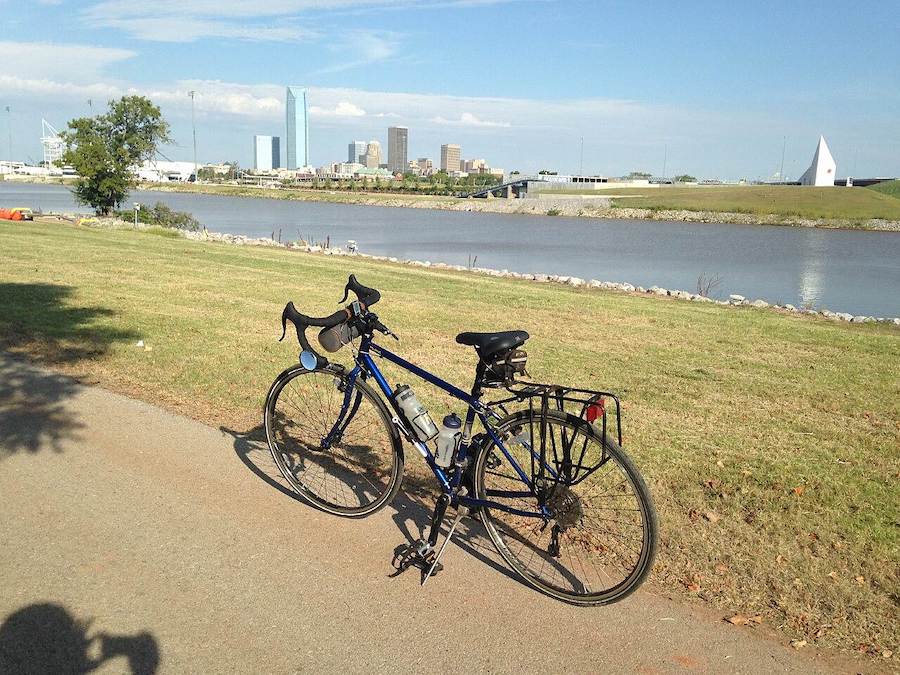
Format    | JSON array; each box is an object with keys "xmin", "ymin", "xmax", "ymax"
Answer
[{"xmin": 799, "ymin": 136, "xmax": 836, "ymax": 186}]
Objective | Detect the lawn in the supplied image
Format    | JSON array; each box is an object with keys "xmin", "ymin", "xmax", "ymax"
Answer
[
  {"xmin": 1, "ymin": 219, "xmax": 897, "ymax": 657},
  {"xmin": 867, "ymin": 179, "xmax": 900, "ymax": 199},
  {"xmin": 585, "ymin": 185, "xmax": 900, "ymax": 222}
]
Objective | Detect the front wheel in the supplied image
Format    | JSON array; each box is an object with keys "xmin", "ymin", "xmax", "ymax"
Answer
[
  {"xmin": 474, "ymin": 409, "xmax": 657, "ymax": 605},
  {"xmin": 264, "ymin": 363, "xmax": 403, "ymax": 517}
]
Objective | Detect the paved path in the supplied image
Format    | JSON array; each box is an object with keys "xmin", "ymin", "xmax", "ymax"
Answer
[{"xmin": 0, "ymin": 354, "xmax": 867, "ymax": 673}]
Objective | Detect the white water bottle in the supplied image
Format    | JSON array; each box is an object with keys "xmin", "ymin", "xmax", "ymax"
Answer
[{"xmin": 434, "ymin": 413, "xmax": 462, "ymax": 468}]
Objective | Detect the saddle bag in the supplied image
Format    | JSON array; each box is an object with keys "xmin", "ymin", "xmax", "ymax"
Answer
[{"xmin": 484, "ymin": 348, "xmax": 528, "ymax": 386}]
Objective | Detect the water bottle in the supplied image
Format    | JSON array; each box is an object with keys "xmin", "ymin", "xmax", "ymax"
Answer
[
  {"xmin": 434, "ymin": 413, "xmax": 462, "ymax": 468},
  {"xmin": 394, "ymin": 385, "xmax": 438, "ymax": 442}
]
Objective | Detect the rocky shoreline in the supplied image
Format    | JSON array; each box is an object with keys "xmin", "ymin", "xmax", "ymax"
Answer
[{"xmin": 180, "ymin": 227, "xmax": 900, "ymax": 327}]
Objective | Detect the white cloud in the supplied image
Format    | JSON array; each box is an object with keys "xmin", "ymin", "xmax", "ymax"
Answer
[
  {"xmin": 431, "ymin": 112, "xmax": 511, "ymax": 128},
  {"xmin": 0, "ymin": 41, "xmax": 135, "ymax": 82},
  {"xmin": 310, "ymin": 101, "xmax": 367, "ymax": 117}
]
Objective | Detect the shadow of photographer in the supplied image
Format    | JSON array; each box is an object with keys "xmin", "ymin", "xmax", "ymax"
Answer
[{"xmin": 0, "ymin": 602, "xmax": 160, "ymax": 674}]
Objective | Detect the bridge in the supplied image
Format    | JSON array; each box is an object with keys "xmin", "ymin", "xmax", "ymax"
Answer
[{"xmin": 458, "ymin": 177, "xmax": 543, "ymax": 199}]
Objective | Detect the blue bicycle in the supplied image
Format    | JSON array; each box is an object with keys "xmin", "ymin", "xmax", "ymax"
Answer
[{"xmin": 265, "ymin": 275, "xmax": 657, "ymax": 604}]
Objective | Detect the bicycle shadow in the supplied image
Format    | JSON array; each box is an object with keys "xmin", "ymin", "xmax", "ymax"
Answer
[
  {"xmin": 0, "ymin": 602, "xmax": 159, "ymax": 674},
  {"xmin": 222, "ymin": 424, "xmax": 523, "ymax": 587}
]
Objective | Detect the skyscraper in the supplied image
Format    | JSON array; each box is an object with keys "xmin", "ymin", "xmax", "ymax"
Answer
[
  {"xmin": 387, "ymin": 126, "xmax": 408, "ymax": 173},
  {"xmin": 286, "ymin": 86, "xmax": 309, "ymax": 169},
  {"xmin": 348, "ymin": 140, "xmax": 367, "ymax": 164},
  {"xmin": 440, "ymin": 144, "xmax": 461, "ymax": 172},
  {"xmin": 253, "ymin": 135, "xmax": 280, "ymax": 171},
  {"xmin": 364, "ymin": 140, "xmax": 382, "ymax": 169}
]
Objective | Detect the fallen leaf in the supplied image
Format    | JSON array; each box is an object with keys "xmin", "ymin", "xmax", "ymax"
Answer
[
  {"xmin": 791, "ymin": 640, "xmax": 807, "ymax": 649},
  {"xmin": 749, "ymin": 615, "xmax": 763, "ymax": 625},
  {"xmin": 716, "ymin": 460, "xmax": 724, "ymax": 468},
  {"xmin": 686, "ymin": 582, "xmax": 700, "ymax": 592},
  {"xmin": 827, "ymin": 571, "xmax": 837, "ymax": 580},
  {"xmin": 775, "ymin": 555, "xmax": 784, "ymax": 564},
  {"xmin": 715, "ymin": 563, "xmax": 730, "ymax": 574},
  {"xmin": 726, "ymin": 614, "xmax": 749, "ymax": 626},
  {"xmin": 854, "ymin": 575, "xmax": 865, "ymax": 584},
  {"xmin": 703, "ymin": 511, "xmax": 720, "ymax": 524},
  {"xmin": 883, "ymin": 650, "xmax": 893, "ymax": 659},
  {"xmin": 792, "ymin": 486, "xmax": 805, "ymax": 496}
]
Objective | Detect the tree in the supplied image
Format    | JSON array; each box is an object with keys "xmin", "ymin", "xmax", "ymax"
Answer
[
  {"xmin": 626, "ymin": 171, "xmax": 652, "ymax": 180},
  {"xmin": 674, "ymin": 174, "xmax": 697, "ymax": 183},
  {"xmin": 62, "ymin": 96, "xmax": 170, "ymax": 215}
]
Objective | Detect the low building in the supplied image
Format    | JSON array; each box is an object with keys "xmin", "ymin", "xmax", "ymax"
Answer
[
  {"xmin": 135, "ymin": 160, "xmax": 195, "ymax": 182},
  {"xmin": 416, "ymin": 157, "xmax": 434, "ymax": 175}
]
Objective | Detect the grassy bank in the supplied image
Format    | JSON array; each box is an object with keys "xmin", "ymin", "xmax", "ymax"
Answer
[
  {"xmin": 603, "ymin": 185, "xmax": 900, "ymax": 222},
  {"xmin": 1, "ymin": 220, "xmax": 898, "ymax": 658}
]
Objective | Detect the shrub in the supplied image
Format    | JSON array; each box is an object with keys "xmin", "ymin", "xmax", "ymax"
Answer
[{"xmin": 117, "ymin": 202, "xmax": 201, "ymax": 231}]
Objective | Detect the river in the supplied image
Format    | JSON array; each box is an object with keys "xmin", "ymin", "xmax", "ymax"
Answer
[{"xmin": 3, "ymin": 181, "xmax": 899, "ymax": 317}]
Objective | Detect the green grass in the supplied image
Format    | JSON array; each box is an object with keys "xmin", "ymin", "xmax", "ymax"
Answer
[
  {"xmin": 867, "ymin": 179, "xmax": 900, "ymax": 199},
  {"xmin": 1, "ymin": 219, "xmax": 898, "ymax": 656},
  {"xmin": 588, "ymin": 185, "xmax": 900, "ymax": 222}
]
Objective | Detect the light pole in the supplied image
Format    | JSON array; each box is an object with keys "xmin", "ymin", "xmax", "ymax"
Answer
[
  {"xmin": 779, "ymin": 136, "xmax": 786, "ymax": 182},
  {"xmin": 133, "ymin": 202, "xmax": 140, "ymax": 227},
  {"xmin": 4, "ymin": 106, "xmax": 10, "ymax": 161},
  {"xmin": 579, "ymin": 136, "xmax": 584, "ymax": 176},
  {"xmin": 188, "ymin": 91, "xmax": 198, "ymax": 182}
]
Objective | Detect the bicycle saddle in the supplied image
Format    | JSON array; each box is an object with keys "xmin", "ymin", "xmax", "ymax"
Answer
[{"xmin": 455, "ymin": 330, "xmax": 529, "ymax": 359}]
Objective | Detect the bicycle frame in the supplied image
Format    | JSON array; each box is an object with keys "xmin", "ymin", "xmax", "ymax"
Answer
[{"xmin": 321, "ymin": 332, "xmax": 549, "ymax": 520}]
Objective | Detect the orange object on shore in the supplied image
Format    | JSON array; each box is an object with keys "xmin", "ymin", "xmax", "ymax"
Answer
[{"xmin": 0, "ymin": 208, "xmax": 24, "ymax": 221}]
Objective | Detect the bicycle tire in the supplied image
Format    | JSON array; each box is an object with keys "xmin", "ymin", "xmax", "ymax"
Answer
[
  {"xmin": 474, "ymin": 408, "xmax": 657, "ymax": 605},
  {"xmin": 264, "ymin": 363, "xmax": 404, "ymax": 517}
]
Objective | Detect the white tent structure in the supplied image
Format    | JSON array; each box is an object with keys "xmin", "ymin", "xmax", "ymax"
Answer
[{"xmin": 798, "ymin": 136, "xmax": 837, "ymax": 186}]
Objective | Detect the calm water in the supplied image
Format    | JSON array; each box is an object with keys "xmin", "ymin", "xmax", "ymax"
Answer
[{"xmin": 4, "ymin": 181, "xmax": 899, "ymax": 317}]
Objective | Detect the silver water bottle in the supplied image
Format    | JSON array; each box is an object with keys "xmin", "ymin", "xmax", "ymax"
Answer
[{"xmin": 394, "ymin": 385, "xmax": 438, "ymax": 442}]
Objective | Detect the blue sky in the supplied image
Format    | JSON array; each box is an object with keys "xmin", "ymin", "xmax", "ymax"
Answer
[{"xmin": 2, "ymin": 0, "xmax": 898, "ymax": 178}]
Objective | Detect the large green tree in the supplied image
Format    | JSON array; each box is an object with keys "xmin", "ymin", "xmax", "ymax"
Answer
[{"xmin": 62, "ymin": 96, "xmax": 170, "ymax": 215}]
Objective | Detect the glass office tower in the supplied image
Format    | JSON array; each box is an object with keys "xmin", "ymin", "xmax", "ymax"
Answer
[{"xmin": 286, "ymin": 86, "xmax": 309, "ymax": 169}]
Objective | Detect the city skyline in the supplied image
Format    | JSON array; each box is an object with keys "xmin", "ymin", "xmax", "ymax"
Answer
[{"xmin": 2, "ymin": 2, "xmax": 898, "ymax": 178}]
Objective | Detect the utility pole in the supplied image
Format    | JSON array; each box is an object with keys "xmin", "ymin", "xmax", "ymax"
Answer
[
  {"xmin": 579, "ymin": 136, "xmax": 584, "ymax": 176},
  {"xmin": 779, "ymin": 136, "xmax": 786, "ymax": 182},
  {"xmin": 662, "ymin": 144, "xmax": 667, "ymax": 180},
  {"xmin": 188, "ymin": 90, "xmax": 198, "ymax": 182}
]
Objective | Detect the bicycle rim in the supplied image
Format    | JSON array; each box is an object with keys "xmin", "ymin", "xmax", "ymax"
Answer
[
  {"xmin": 475, "ymin": 409, "xmax": 657, "ymax": 604},
  {"xmin": 265, "ymin": 365, "xmax": 403, "ymax": 517}
]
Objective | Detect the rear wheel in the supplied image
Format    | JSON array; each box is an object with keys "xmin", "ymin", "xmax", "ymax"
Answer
[
  {"xmin": 264, "ymin": 364, "xmax": 403, "ymax": 517},
  {"xmin": 474, "ymin": 409, "xmax": 657, "ymax": 605}
]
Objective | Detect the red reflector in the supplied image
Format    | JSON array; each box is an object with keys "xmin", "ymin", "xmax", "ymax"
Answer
[{"xmin": 586, "ymin": 401, "xmax": 604, "ymax": 423}]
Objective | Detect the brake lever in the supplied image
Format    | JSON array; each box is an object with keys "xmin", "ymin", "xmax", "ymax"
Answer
[{"xmin": 375, "ymin": 321, "xmax": 399, "ymax": 341}]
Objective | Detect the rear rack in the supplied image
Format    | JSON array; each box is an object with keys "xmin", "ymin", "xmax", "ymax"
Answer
[{"xmin": 486, "ymin": 381, "xmax": 623, "ymax": 448}]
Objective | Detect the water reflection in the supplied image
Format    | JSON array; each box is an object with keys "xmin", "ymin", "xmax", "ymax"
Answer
[{"xmin": 798, "ymin": 228, "xmax": 827, "ymax": 309}]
